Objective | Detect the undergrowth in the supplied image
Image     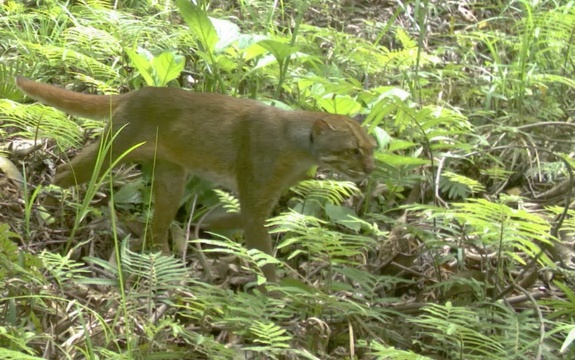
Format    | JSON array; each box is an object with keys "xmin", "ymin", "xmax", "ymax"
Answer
[{"xmin": 0, "ymin": 0, "xmax": 574, "ymax": 359}]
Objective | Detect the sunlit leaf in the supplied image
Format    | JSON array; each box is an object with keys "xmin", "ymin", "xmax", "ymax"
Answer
[
  {"xmin": 152, "ymin": 51, "xmax": 185, "ymax": 86},
  {"xmin": 125, "ymin": 49, "xmax": 154, "ymax": 86},
  {"xmin": 317, "ymin": 95, "xmax": 362, "ymax": 115},
  {"xmin": 176, "ymin": 0, "xmax": 218, "ymax": 53},
  {"xmin": 257, "ymin": 39, "xmax": 299, "ymax": 62}
]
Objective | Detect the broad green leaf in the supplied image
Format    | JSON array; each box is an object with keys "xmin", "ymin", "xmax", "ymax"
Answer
[
  {"xmin": 114, "ymin": 179, "xmax": 144, "ymax": 204},
  {"xmin": 237, "ymin": 34, "xmax": 268, "ymax": 60},
  {"xmin": 372, "ymin": 126, "xmax": 391, "ymax": 148},
  {"xmin": 210, "ymin": 17, "xmax": 240, "ymax": 52},
  {"xmin": 373, "ymin": 86, "xmax": 411, "ymax": 101},
  {"xmin": 176, "ymin": 0, "xmax": 218, "ymax": 53},
  {"xmin": 152, "ymin": 51, "xmax": 185, "ymax": 86},
  {"xmin": 216, "ymin": 55, "xmax": 238, "ymax": 73},
  {"xmin": 237, "ymin": 34, "xmax": 268, "ymax": 50},
  {"xmin": 279, "ymin": 278, "xmax": 317, "ymax": 293},
  {"xmin": 194, "ymin": 49, "xmax": 214, "ymax": 64},
  {"xmin": 257, "ymin": 39, "xmax": 299, "ymax": 62},
  {"xmin": 325, "ymin": 204, "xmax": 361, "ymax": 232},
  {"xmin": 298, "ymin": 78, "xmax": 326, "ymax": 93},
  {"xmin": 242, "ymin": 42, "xmax": 269, "ymax": 61},
  {"xmin": 293, "ymin": 200, "xmax": 322, "ymax": 218},
  {"xmin": 388, "ymin": 139, "xmax": 417, "ymax": 152},
  {"xmin": 125, "ymin": 49, "xmax": 154, "ymax": 86},
  {"xmin": 317, "ymin": 95, "xmax": 362, "ymax": 115},
  {"xmin": 376, "ymin": 153, "xmax": 430, "ymax": 166},
  {"xmin": 251, "ymin": 54, "xmax": 278, "ymax": 71}
]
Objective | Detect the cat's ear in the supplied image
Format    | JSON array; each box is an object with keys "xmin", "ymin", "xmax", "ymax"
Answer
[
  {"xmin": 311, "ymin": 118, "xmax": 336, "ymax": 138},
  {"xmin": 352, "ymin": 113, "xmax": 366, "ymax": 123}
]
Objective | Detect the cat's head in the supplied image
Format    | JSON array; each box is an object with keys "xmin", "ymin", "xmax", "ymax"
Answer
[{"xmin": 311, "ymin": 115, "xmax": 377, "ymax": 180}]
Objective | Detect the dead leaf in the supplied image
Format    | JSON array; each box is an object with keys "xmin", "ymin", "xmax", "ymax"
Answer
[{"xmin": 0, "ymin": 155, "xmax": 23, "ymax": 187}]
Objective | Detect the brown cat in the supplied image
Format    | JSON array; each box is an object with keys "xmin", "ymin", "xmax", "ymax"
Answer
[{"xmin": 16, "ymin": 76, "xmax": 376, "ymax": 282}]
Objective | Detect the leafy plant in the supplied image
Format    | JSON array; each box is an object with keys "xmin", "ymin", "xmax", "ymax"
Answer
[
  {"xmin": 245, "ymin": 321, "xmax": 292, "ymax": 353},
  {"xmin": 1, "ymin": 0, "xmax": 574, "ymax": 358},
  {"xmin": 270, "ymin": 210, "xmax": 376, "ymax": 290},
  {"xmin": 0, "ymin": 101, "xmax": 83, "ymax": 149},
  {"xmin": 409, "ymin": 302, "xmax": 509, "ymax": 359},
  {"xmin": 126, "ymin": 49, "xmax": 185, "ymax": 87}
]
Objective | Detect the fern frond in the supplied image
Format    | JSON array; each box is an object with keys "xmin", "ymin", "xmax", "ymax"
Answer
[
  {"xmin": 64, "ymin": 25, "xmax": 122, "ymax": 58},
  {"xmin": 412, "ymin": 301, "xmax": 555, "ymax": 359},
  {"xmin": 410, "ymin": 302, "xmax": 507, "ymax": 358},
  {"xmin": 361, "ymin": 340, "xmax": 433, "ymax": 360},
  {"xmin": 541, "ymin": 279, "xmax": 575, "ymax": 319},
  {"xmin": 440, "ymin": 171, "xmax": 486, "ymax": 199},
  {"xmin": 246, "ymin": 321, "xmax": 292, "ymax": 350},
  {"xmin": 24, "ymin": 43, "xmax": 118, "ymax": 79},
  {"xmin": 267, "ymin": 210, "xmax": 327, "ymax": 234},
  {"xmin": 429, "ymin": 198, "xmax": 555, "ymax": 265},
  {"xmin": 73, "ymin": 73, "xmax": 121, "ymax": 95},
  {"xmin": 77, "ymin": 0, "xmax": 115, "ymax": 10},
  {"xmin": 0, "ymin": 61, "xmax": 34, "ymax": 101},
  {"xmin": 271, "ymin": 210, "xmax": 375, "ymax": 265},
  {"xmin": 72, "ymin": 6, "xmax": 179, "ymax": 50},
  {"xmin": 395, "ymin": 27, "xmax": 417, "ymax": 49},
  {"xmin": 40, "ymin": 251, "xmax": 92, "ymax": 285},
  {"xmin": 517, "ymin": 4, "xmax": 575, "ymax": 52},
  {"xmin": 213, "ymin": 189, "xmax": 240, "ymax": 213},
  {"xmin": 121, "ymin": 246, "xmax": 188, "ymax": 294},
  {"xmin": 0, "ymin": 99, "xmax": 83, "ymax": 148},
  {"xmin": 371, "ymin": 28, "xmax": 439, "ymax": 70},
  {"xmin": 292, "ymin": 179, "xmax": 358, "ymax": 205},
  {"xmin": 334, "ymin": 266, "xmax": 414, "ymax": 301},
  {"xmin": 196, "ymin": 236, "xmax": 279, "ymax": 279}
]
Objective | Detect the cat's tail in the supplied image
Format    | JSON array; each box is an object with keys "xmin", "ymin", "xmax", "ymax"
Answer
[{"xmin": 15, "ymin": 76, "xmax": 123, "ymax": 120}]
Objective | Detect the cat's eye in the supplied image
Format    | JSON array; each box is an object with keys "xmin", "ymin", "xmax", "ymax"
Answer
[{"xmin": 348, "ymin": 148, "xmax": 362, "ymax": 157}]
